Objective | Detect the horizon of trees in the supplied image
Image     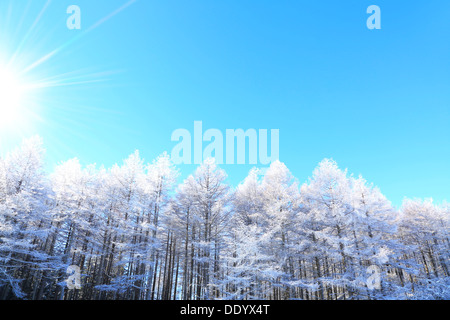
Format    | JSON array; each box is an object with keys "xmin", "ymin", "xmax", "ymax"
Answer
[{"xmin": 0, "ymin": 136, "xmax": 448, "ymax": 300}]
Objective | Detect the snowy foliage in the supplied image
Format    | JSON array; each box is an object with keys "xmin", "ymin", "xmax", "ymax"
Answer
[{"xmin": 0, "ymin": 138, "xmax": 448, "ymax": 300}]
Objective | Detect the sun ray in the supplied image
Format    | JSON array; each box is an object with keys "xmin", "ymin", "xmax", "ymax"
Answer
[
  {"xmin": 0, "ymin": 0, "xmax": 137, "ymax": 152},
  {"xmin": 8, "ymin": 0, "xmax": 51, "ymax": 68},
  {"xmin": 21, "ymin": 0, "xmax": 138, "ymax": 75},
  {"xmin": 86, "ymin": 0, "xmax": 137, "ymax": 33}
]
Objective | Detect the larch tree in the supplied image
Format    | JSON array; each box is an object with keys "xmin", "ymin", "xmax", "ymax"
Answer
[
  {"xmin": 0, "ymin": 137, "xmax": 50, "ymax": 299},
  {"xmin": 1, "ymin": 137, "xmax": 449, "ymax": 300}
]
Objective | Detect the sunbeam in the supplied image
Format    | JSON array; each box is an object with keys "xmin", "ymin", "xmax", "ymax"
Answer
[{"xmin": 0, "ymin": 0, "xmax": 137, "ymax": 149}]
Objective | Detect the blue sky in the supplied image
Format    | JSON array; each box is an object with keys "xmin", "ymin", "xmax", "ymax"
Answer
[{"xmin": 0, "ymin": 0, "xmax": 449, "ymax": 207}]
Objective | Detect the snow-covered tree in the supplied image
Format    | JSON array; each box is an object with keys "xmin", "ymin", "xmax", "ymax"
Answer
[
  {"xmin": 171, "ymin": 158, "xmax": 230, "ymax": 300},
  {"xmin": 0, "ymin": 137, "xmax": 50, "ymax": 299},
  {"xmin": 398, "ymin": 198, "xmax": 450, "ymax": 299},
  {"xmin": 0, "ymin": 138, "xmax": 448, "ymax": 300},
  {"xmin": 222, "ymin": 168, "xmax": 270, "ymax": 299}
]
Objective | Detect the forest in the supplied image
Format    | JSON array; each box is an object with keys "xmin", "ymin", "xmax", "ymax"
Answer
[{"xmin": 0, "ymin": 136, "xmax": 448, "ymax": 300}]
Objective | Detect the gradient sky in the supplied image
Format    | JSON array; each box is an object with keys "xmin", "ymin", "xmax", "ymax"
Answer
[{"xmin": 0, "ymin": 0, "xmax": 449, "ymax": 207}]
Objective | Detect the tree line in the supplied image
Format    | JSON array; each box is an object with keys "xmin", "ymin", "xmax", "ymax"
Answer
[{"xmin": 0, "ymin": 137, "xmax": 448, "ymax": 300}]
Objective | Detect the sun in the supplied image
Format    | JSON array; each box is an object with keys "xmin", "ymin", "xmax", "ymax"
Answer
[
  {"xmin": 0, "ymin": 65, "xmax": 26, "ymax": 127},
  {"xmin": 0, "ymin": 0, "xmax": 133, "ymax": 145}
]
